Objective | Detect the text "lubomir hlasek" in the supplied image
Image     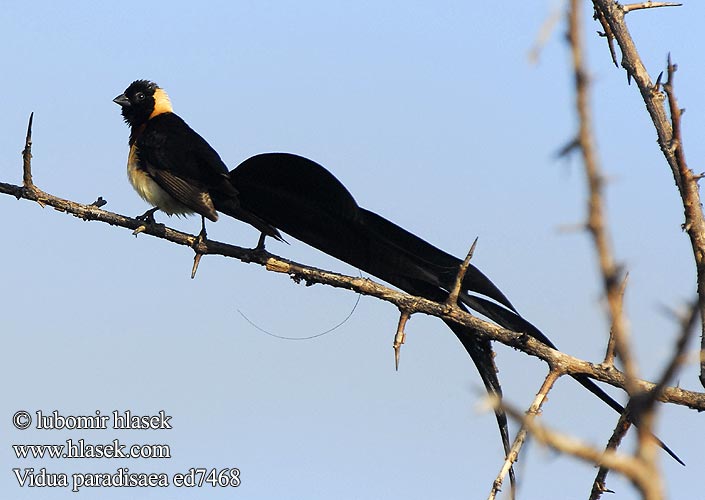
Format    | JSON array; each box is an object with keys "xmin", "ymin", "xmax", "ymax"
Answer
[{"xmin": 34, "ymin": 410, "xmax": 172, "ymax": 430}]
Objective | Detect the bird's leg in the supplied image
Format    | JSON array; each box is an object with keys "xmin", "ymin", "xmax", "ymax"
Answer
[
  {"xmin": 197, "ymin": 216, "xmax": 208, "ymax": 245},
  {"xmin": 133, "ymin": 207, "xmax": 161, "ymax": 236},
  {"xmin": 254, "ymin": 232, "xmax": 267, "ymax": 251}
]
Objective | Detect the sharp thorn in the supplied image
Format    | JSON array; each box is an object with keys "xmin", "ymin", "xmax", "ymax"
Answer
[{"xmin": 191, "ymin": 253, "xmax": 203, "ymax": 279}]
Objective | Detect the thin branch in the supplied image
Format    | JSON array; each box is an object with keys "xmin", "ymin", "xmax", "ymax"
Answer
[
  {"xmin": 528, "ymin": 5, "xmax": 563, "ymax": 64},
  {"xmin": 590, "ymin": 412, "xmax": 632, "ymax": 499},
  {"xmin": 487, "ymin": 369, "xmax": 562, "ymax": 500}
]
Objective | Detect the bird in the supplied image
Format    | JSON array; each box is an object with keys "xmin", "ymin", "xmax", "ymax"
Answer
[
  {"xmin": 113, "ymin": 81, "xmax": 682, "ymax": 472},
  {"xmin": 113, "ymin": 79, "xmax": 283, "ymax": 246}
]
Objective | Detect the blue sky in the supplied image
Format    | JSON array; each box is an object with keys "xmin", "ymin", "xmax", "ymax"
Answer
[{"xmin": 1, "ymin": 1, "xmax": 703, "ymax": 498}]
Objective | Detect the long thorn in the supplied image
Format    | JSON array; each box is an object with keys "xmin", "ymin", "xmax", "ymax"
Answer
[{"xmin": 393, "ymin": 311, "xmax": 410, "ymax": 371}]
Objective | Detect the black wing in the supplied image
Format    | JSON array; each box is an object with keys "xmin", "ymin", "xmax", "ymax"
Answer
[{"xmin": 137, "ymin": 113, "xmax": 237, "ymax": 221}]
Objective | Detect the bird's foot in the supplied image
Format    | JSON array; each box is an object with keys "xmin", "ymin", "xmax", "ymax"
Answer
[
  {"xmin": 136, "ymin": 207, "xmax": 159, "ymax": 224},
  {"xmin": 133, "ymin": 207, "xmax": 163, "ymax": 236}
]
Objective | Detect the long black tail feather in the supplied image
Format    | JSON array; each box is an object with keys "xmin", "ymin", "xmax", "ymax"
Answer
[{"xmin": 228, "ymin": 152, "xmax": 682, "ymax": 466}]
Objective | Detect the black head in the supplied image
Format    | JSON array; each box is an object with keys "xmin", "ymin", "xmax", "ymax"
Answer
[{"xmin": 113, "ymin": 80, "xmax": 172, "ymax": 127}]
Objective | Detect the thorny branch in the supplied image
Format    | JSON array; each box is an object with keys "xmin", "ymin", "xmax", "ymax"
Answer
[
  {"xmin": 1, "ymin": 114, "xmax": 703, "ymax": 413},
  {"xmin": 591, "ymin": 0, "xmax": 705, "ymax": 389}
]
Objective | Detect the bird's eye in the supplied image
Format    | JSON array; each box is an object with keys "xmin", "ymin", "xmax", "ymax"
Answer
[{"xmin": 135, "ymin": 92, "xmax": 146, "ymax": 102}]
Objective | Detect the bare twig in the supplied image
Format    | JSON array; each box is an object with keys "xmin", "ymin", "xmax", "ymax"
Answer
[
  {"xmin": 590, "ymin": 412, "xmax": 632, "ymax": 499},
  {"xmin": 488, "ymin": 369, "xmax": 562, "ymax": 500},
  {"xmin": 528, "ymin": 5, "xmax": 562, "ymax": 64},
  {"xmin": 21, "ymin": 113, "xmax": 34, "ymax": 189},
  {"xmin": 622, "ymin": 2, "xmax": 682, "ymax": 14}
]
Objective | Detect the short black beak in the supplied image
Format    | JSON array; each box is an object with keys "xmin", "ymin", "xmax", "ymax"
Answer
[{"xmin": 113, "ymin": 94, "xmax": 130, "ymax": 107}]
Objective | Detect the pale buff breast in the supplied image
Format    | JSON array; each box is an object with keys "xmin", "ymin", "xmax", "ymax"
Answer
[{"xmin": 127, "ymin": 144, "xmax": 194, "ymax": 216}]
